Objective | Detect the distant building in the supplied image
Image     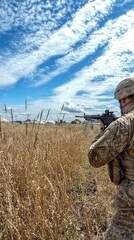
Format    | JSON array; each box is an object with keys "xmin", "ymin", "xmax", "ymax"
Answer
[
  {"xmin": 24, "ymin": 119, "xmax": 32, "ymax": 123},
  {"xmin": 0, "ymin": 117, "xmax": 9, "ymax": 123}
]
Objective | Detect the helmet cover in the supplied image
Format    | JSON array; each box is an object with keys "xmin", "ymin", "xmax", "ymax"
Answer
[{"xmin": 114, "ymin": 77, "xmax": 134, "ymax": 100}]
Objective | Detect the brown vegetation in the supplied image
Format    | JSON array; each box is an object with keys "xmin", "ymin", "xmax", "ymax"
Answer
[{"xmin": 0, "ymin": 123, "xmax": 117, "ymax": 240}]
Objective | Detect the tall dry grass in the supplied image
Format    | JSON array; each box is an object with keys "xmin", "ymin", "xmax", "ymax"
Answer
[{"xmin": 0, "ymin": 123, "xmax": 117, "ymax": 240}]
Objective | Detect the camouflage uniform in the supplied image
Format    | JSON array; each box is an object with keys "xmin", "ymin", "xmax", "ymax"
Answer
[{"xmin": 88, "ymin": 106, "xmax": 134, "ymax": 240}]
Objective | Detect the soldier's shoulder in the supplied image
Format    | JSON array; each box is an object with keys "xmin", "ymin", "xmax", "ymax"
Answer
[
  {"xmin": 105, "ymin": 115, "xmax": 129, "ymax": 134},
  {"xmin": 114, "ymin": 112, "xmax": 133, "ymax": 125},
  {"xmin": 117, "ymin": 110, "xmax": 134, "ymax": 125},
  {"xmin": 106, "ymin": 111, "xmax": 134, "ymax": 136},
  {"xmin": 125, "ymin": 109, "xmax": 134, "ymax": 119}
]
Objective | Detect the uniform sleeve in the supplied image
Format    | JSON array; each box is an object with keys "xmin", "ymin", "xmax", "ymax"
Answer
[{"xmin": 88, "ymin": 118, "xmax": 129, "ymax": 168}]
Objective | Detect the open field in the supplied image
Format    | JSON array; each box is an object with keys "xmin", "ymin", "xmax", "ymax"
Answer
[{"xmin": 0, "ymin": 123, "xmax": 117, "ymax": 240}]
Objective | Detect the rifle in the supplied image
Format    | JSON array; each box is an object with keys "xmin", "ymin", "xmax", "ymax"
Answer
[{"xmin": 75, "ymin": 109, "xmax": 118, "ymax": 128}]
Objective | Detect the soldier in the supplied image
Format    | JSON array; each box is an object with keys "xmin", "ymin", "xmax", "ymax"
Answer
[{"xmin": 88, "ymin": 77, "xmax": 134, "ymax": 240}]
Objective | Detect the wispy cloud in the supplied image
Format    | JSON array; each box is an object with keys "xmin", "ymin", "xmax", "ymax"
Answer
[
  {"xmin": 0, "ymin": 0, "xmax": 116, "ymax": 87},
  {"xmin": 35, "ymin": 10, "xmax": 134, "ymax": 87},
  {"xmin": 0, "ymin": 0, "xmax": 134, "ymax": 119},
  {"xmin": 51, "ymin": 10, "xmax": 134, "ymax": 109}
]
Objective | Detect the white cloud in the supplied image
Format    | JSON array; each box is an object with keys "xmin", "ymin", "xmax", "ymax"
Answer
[
  {"xmin": 49, "ymin": 11, "xmax": 134, "ymax": 110},
  {"xmin": 35, "ymin": 9, "xmax": 134, "ymax": 86},
  {"xmin": 0, "ymin": 0, "xmax": 134, "ymax": 120},
  {"xmin": 63, "ymin": 101, "xmax": 84, "ymax": 113},
  {"xmin": 0, "ymin": 0, "xmax": 116, "ymax": 87}
]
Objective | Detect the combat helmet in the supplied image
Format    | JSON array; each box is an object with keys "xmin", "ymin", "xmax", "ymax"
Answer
[{"xmin": 114, "ymin": 77, "xmax": 134, "ymax": 100}]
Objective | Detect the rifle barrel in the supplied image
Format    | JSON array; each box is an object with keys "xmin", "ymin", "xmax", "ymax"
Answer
[{"xmin": 75, "ymin": 115, "xmax": 84, "ymax": 118}]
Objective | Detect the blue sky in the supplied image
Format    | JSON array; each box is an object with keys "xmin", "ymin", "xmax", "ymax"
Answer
[{"xmin": 0, "ymin": 0, "xmax": 134, "ymax": 122}]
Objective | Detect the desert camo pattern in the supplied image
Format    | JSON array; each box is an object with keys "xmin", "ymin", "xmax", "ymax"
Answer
[
  {"xmin": 105, "ymin": 179, "xmax": 134, "ymax": 240},
  {"xmin": 88, "ymin": 108, "xmax": 134, "ymax": 240},
  {"xmin": 114, "ymin": 77, "xmax": 134, "ymax": 100}
]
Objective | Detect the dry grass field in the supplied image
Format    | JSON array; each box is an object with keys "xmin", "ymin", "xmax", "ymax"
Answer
[{"xmin": 0, "ymin": 123, "xmax": 117, "ymax": 240}]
